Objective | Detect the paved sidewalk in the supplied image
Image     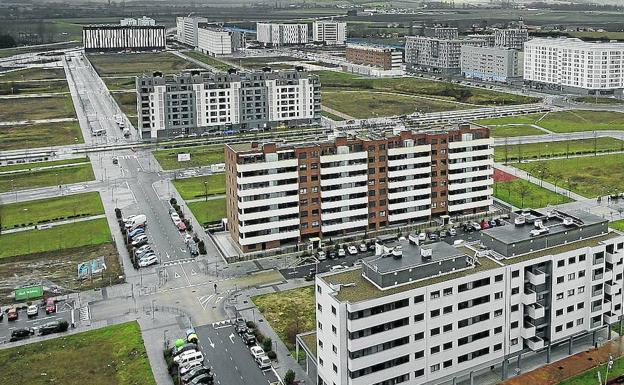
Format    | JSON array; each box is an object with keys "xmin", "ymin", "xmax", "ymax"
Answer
[
  {"xmin": 0, "ymin": 117, "xmax": 77, "ymax": 126},
  {"xmin": 1, "ymin": 214, "xmax": 106, "ymax": 234}
]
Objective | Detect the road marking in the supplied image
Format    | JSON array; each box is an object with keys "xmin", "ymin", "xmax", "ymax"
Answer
[
  {"xmin": 190, "ymin": 268, "xmax": 197, "ymax": 276},
  {"xmin": 198, "ymin": 294, "xmax": 215, "ymax": 310},
  {"xmin": 206, "ymin": 336, "xmax": 215, "ymax": 348},
  {"xmin": 229, "ymin": 333, "xmax": 235, "ymax": 343},
  {"xmin": 174, "ymin": 272, "xmax": 181, "ymax": 279},
  {"xmin": 215, "ymin": 296, "xmax": 223, "ymax": 304}
]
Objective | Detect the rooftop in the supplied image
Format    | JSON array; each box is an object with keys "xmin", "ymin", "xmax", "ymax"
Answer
[
  {"xmin": 298, "ymin": 332, "xmax": 317, "ymax": 358},
  {"xmin": 366, "ymin": 239, "xmax": 464, "ymax": 274}
]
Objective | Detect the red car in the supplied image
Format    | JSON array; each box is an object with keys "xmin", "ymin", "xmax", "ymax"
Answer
[
  {"xmin": 45, "ymin": 298, "xmax": 56, "ymax": 314},
  {"xmin": 177, "ymin": 221, "xmax": 187, "ymax": 232},
  {"xmin": 7, "ymin": 307, "xmax": 18, "ymax": 321}
]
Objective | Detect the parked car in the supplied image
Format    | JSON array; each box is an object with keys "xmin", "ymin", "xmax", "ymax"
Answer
[
  {"xmin": 125, "ymin": 214, "xmax": 146, "ymax": 229},
  {"xmin": 177, "ymin": 222, "xmax": 187, "ymax": 232},
  {"xmin": 188, "ymin": 373, "xmax": 214, "ymax": 385},
  {"xmin": 328, "ymin": 251, "xmax": 338, "ymax": 260},
  {"xmin": 471, "ymin": 222, "xmax": 482, "ymax": 232},
  {"xmin": 179, "ymin": 361, "xmax": 203, "ymax": 377},
  {"xmin": 242, "ymin": 332, "xmax": 256, "ymax": 345},
  {"xmin": 171, "ymin": 212, "xmax": 181, "ymax": 225},
  {"xmin": 10, "ymin": 328, "xmax": 34, "ymax": 341},
  {"xmin": 128, "ymin": 228, "xmax": 145, "ymax": 239},
  {"xmin": 489, "ymin": 220, "xmax": 497, "ymax": 228},
  {"xmin": 337, "ymin": 248, "xmax": 346, "ymax": 258},
  {"xmin": 131, "ymin": 234, "xmax": 148, "ymax": 247},
  {"xmin": 135, "ymin": 244, "xmax": 152, "ymax": 255},
  {"xmin": 137, "ymin": 248, "xmax": 154, "ymax": 259},
  {"xmin": 181, "ymin": 366, "xmax": 210, "ymax": 384},
  {"xmin": 235, "ymin": 319, "xmax": 248, "ymax": 334},
  {"xmin": 358, "ymin": 243, "xmax": 367, "ymax": 252},
  {"xmin": 330, "ymin": 265, "xmax": 346, "ymax": 272},
  {"xmin": 26, "ymin": 304, "xmax": 38, "ymax": 317},
  {"xmin": 112, "ymin": 157, "xmax": 119, "ymax": 165},
  {"xmin": 316, "ymin": 251, "xmax": 326, "ymax": 261},
  {"xmin": 45, "ymin": 298, "xmax": 56, "ymax": 314},
  {"xmin": 418, "ymin": 232, "xmax": 427, "ymax": 241},
  {"xmin": 256, "ymin": 355, "xmax": 272, "ymax": 369},
  {"xmin": 352, "ymin": 259, "xmax": 363, "ymax": 267},
  {"xmin": 172, "ymin": 343, "xmax": 199, "ymax": 358},
  {"xmin": 7, "ymin": 307, "xmax": 18, "ymax": 321},
  {"xmin": 439, "ymin": 230, "xmax": 448, "ymax": 238},
  {"xmin": 38, "ymin": 321, "xmax": 60, "ymax": 335},
  {"xmin": 348, "ymin": 246, "xmax": 358, "ymax": 255},
  {"xmin": 250, "ymin": 346, "xmax": 265, "ymax": 360},
  {"xmin": 429, "ymin": 232, "xmax": 439, "ymax": 241},
  {"xmin": 174, "ymin": 350, "xmax": 203, "ymax": 365},
  {"xmin": 368, "ymin": 243, "xmax": 375, "ymax": 251},
  {"xmin": 186, "ymin": 328, "xmax": 199, "ymax": 344},
  {"xmin": 138, "ymin": 255, "xmax": 158, "ymax": 267},
  {"xmin": 480, "ymin": 220, "xmax": 490, "ymax": 230},
  {"xmin": 448, "ymin": 228, "xmax": 457, "ymax": 236}
]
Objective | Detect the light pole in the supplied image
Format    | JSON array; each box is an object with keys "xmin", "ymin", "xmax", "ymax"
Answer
[
  {"xmin": 151, "ymin": 299, "xmax": 156, "ymax": 321},
  {"xmin": 204, "ymin": 181, "xmax": 208, "ymax": 202}
]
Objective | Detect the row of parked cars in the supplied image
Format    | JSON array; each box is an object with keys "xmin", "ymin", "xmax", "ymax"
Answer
[
  {"xmin": 2, "ymin": 298, "xmax": 56, "ymax": 322},
  {"xmin": 124, "ymin": 215, "xmax": 159, "ymax": 268},
  {"xmin": 235, "ymin": 319, "xmax": 272, "ymax": 370},
  {"xmin": 9, "ymin": 320, "xmax": 69, "ymax": 342},
  {"xmin": 316, "ymin": 243, "xmax": 369, "ymax": 261},
  {"xmin": 170, "ymin": 329, "xmax": 213, "ymax": 385}
]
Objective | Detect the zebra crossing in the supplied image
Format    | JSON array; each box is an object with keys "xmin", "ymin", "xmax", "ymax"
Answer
[{"xmin": 79, "ymin": 306, "xmax": 90, "ymax": 321}]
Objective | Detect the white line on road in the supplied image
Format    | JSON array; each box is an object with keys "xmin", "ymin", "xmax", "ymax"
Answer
[{"xmin": 229, "ymin": 333, "xmax": 235, "ymax": 343}]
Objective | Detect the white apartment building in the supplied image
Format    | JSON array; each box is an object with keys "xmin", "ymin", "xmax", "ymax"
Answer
[
  {"xmin": 82, "ymin": 25, "xmax": 166, "ymax": 52},
  {"xmin": 461, "ymin": 45, "xmax": 523, "ymax": 82},
  {"xmin": 197, "ymin": 26, "xmax": 245, "ymax": 56},
  {"xmin": 256, "ymin": 22, "xmax": 308, "ymax": 46},
  {"xmin": 494, "ymin": 28, "xmax": 529, "ymax": 50},
  {"xmin": 313, "ymin": 21, "xmax": 347, "ymax": 45},
  {"xmin": 312, "ymin": 208, "xmax": 624, "ymax": 385},
  {"xmin": 405, "ymin": 36, "xmax": 486, "ymax": 74},
  {"xmin": 524, "ymin": 37, "xmax": 624, "ymax": 96},
  {"xmin": 176, "ymin": 16, "xmax": 208, "ymax": 47}
]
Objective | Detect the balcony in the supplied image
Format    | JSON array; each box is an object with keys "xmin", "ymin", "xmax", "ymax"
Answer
[
  {"xmin": 526, "ymin": 269, "xmax": 546, "ymax": 286},
  {"xmin": 526, "ymin": 303, "xmax": 545, "ymax": 320},
  {"xmin": 604, "ymin": 269, "xmax": 613, "ymax": 282},
  {"xmin": 604, "ymin": 312, "xmax": 619, "ymax": 325},
  {"xmin": 605, "ymin": 281, "xmax": 618, "ymax": 296},
  {"xmin": 522, "ymin": 289, "xmax": 537, "ymax": 305},
  {"xmin": 521, "ymin": 322, "xmax": 536, "ymax": 339},
  {"xmin": 526, "ymin": 336, "xmax": 545, "ymax": 351},
  {"xmin": 606, "ymin": 252, "xmax": 621, "ymax": 264}
]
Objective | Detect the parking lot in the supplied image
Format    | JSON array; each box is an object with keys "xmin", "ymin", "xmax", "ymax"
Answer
[
  {"xmin": 195, "ymin": 324, "xmax": 280, "ymax": 385},
  {"xmin": 0, "ymin": 299, "xmax": 75, "ymax": 344}
]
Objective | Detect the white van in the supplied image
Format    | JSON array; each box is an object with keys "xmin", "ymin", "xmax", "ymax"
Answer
[
  {"xmin": 176, "ymin": 350, "xmax": 203, "ymax": 367},
  {"xmin": 125, "ymin": 214, "xmax": 147, "ymax": 229}
]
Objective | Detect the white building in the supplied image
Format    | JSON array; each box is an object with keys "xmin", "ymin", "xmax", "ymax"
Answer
[
  {"xmin": 256, "ymin": 22, "xmax": 308, "ymax": 46},
  {"xmin": 524, "ymin": 37, "xmax": 624, "ymax": 96},
  {"xmin": 405, "ymin": 36, "xmax": 486, "ymax": 74},
  {"xmin": 121, "ymin": 16, "xmax": 156, "ymax": 27},
  {"xmin": 176, "ymin": 16, "xmax": 208, "ymax": 47},
  {"xmin": 312, "ymin": 208, "xmax": 624, "ymax": 385},
  {"xmin": 494, "ymin": 28, "xmax": 529, "ymax": 50},
  {"xmin": 197, "ymin": 26, "xmax": 245, "ymax": 56},
  {"xmin": 313, "ymin": 21, "xmax": 347, "ymax": 45},
  {"xmin": 461, "ymin": 46, "xmax": 523, "ymax": 82},
  {"xmin": 83, "ymin": 25, "xmax": 166, "ymax": 51}
]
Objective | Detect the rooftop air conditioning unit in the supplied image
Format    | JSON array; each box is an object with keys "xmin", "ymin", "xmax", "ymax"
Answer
[
  {"xmin": 421, "ymin": 247, "xmax": 432, "ymax": 261},
  {"xmin": 392, "ymin": 246, "xmax": 403, "ymax": 259},
  {"xmin": 514, "ymin": 216, "xmax": 526, "ymax": 226},
  {"xmin": 563, "ymin": 217, "xmax": 574, "ymax": 226},
  {"xmin": 534, "ymin": 219, "xmax": 543, "ymax": 228}
]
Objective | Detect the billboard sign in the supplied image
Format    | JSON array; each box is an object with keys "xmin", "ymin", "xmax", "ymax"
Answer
[
  {"xmin": 15, "ymin": 285, "xmax": 43, "ymax": 301},
  {"xmin": 178, "ymin": 153, "xmax": 191, "ymax": 162}
]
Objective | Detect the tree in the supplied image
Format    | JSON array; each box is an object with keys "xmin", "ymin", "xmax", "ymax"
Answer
[
  {"xmin": 284, "ymin": 370, "xmax": 296, "ymax": 385},
  {"xmin": 516, "ymin": 181, "xmax": 532, "ymax": 208},
  {"xmin": 0, "ymin": 34, "xmax": 16, "ymax": 49},
  {"xmin": 262, "ymin": 337, "xmax": 272, "ymax": 353}
]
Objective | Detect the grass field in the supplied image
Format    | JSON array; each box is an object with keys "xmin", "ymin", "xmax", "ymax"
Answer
[
  {"xmin": 0, "ymin": 80, "xmax": 69, "ymax": 95},
  {"xmin": 0, "ymin": 157, "xmax": 88, "ymax": 172},
  {"xmin": 252, "ymin": 286, "xmax": 316, "ymax": 352},
  {"xmin": 88, "ymin": 52, "xmax": 196, "ymax": 76},
  {"xmin": 611, "ymin": 220, "xmax": 624, "ymax": 232},
  {"xmin": 0, "ymin": 121, "xmax": 83, "ymax": 150},
  {"xmin": 0, "ymin": 96, "xmax": 75, "ymax": 121},
  {"xmin": 555, "ymin": 354, "xmax": 624, "ymax": 385},
  {"xmin": 573, "ymin": 96, "xmax": 624, "ymax": 105},
  {"xmin": 0, "ymin": 161, "xmax": 94, "ymax": 192},
  {"xmin": 513, "ymin": 154, "xmax": 624, "ymax": 198},
  {"xmin": 184, "ymin": 51, "xmax": 232, "ymax": 72},
  {"xmin": 153, "ymin": 144, "xmax": 224, "ymax": 170},
  {"xmin": 494, "ymin": 138, "xmax": 624, "ymax": 162},
  {"xmin": 102, "ymin": 76, "xmax": 136, "ymax": 91},
  {"xmin": 494, "ymin": 179, "xmax": 573, "ymax": 209},
  {"xmin": 172, "ymin": 173, "xmax": 225, "ymax": 200},
  {"xmin": 0, "ymin": 192, "xmax": 104, "ymax": 229},
  {"xmin": 0, "ymin": 321, "xmax": 156, "ymax": 385},
  {"xmin": 489, "ymin": 125, "xmax": 546, "ymax": 137},
  {"xmin": 0, "ymin": 67, "xmax": 66, "ymax": 81},
  {"xmin": 475, "ymin": 113, "xmax": 545, "ymax": 127},
  {"xmin": 0, "ymin": 218, "xmax": 110, "ymax": 259},
  {"xmin": 187, "ymin": 198, "xmax": 226, "ymax": 225},
  {"xmin": 112, "ymin": 91, "xmax": 137, "ymax": 116},
  {"xmin": 477, "ymin": 110, "xmax": 624, "ymax": 133},
  {"xmin": 322, "ymin": 90, "xmax": 471, "ymax": 118},
  {"xmin": 321, "ymin": 110, "xmax": 345, "ymax": 121}
]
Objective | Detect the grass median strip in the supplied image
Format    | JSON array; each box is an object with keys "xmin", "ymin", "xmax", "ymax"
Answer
[
  {"xmin": 0, "ymin": 160, "xmax": 94, "ymax": 192},
  {"xmin": 187, "ymin": 198, "xmax": 226, "ymax": 225},
  {"xmin": 0, "ymin": 121, "xmax": 83, "ymax": 150},
  {"xmin": 172, "ymin": 173, "xmax": 225, "ymax": 200},
  {"xmin": 0, "ymin": 157, "xmax": 89, "ymax": 173},
  {"xmin": 494, "ymin": 179, "xmax": 573, "ymax": 209},
  {"xmin": 0, "ymin": 321, "xmax": 156, "ymax": 385},
  {"xmin": 494, "ymin": 138, "xmax": 624, "ymax": 162},
  {"xmin": 0, "ymin": 79, "xmax": 69, "ymax": 95},
  {"xmin": 153, "ymin": 144, "xmax": 224, "ymax": 170}
]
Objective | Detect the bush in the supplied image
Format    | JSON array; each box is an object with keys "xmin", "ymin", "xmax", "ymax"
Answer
[
  {"xmin": 198, "ymin": 240, "xmax": 207, "ymax": 255},
  {"xmin": 115, "ymin": 208, "xmax": 122, "ymax": 219},
  {"xmin": 267, "ymin": 350, "xmax": 277, "ymax": 360},
  {"xmin": 253, "ymin": 329, "xmax": 264, "ymax": 343},
  {"xmin": 262, "ymin": 337, "xmax": 272, "ymax": 353},
  {"xmin": 57, "ymin": 320, "xmax": 69, "ymax": 332},
  {"xmin": 284, "ymin": 369, "xmax": 296, "ymax": 385},
  {"xmin": 169, "ymin": 197, "xmax": 177, "ymax": 205},
  {"xmin": 193, "ymin": 233, "xmax": 200, "ymax": 243},
  {"xmin": 246, "ymin": 320, "xmax": 256, "ymax": 329}
]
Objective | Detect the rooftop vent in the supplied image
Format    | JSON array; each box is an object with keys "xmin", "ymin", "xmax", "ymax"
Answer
[
  {"xmin": 534, "ymin": 219, "xmax": 543, "ymax": 229},
  {"xmin": 421, "ymin": 247, "xmax": 432, "ymax": 261},
  {"xmin": 530, "ymin": 228, "xmax": 549, "ymax": 237},
  {"xmin": 227, "ymin": 68, "xmax": 237, "ymax": 75},
  {"xmin": 563, "ymin": 217, "xmax": 574, "ymax": 226},
  {"xmin": 514, "ymin": 216, "xmax": 526, "ymax": 226},
  {"xmin": 392, "ymin": 246, "xmax": 403, "ymax": 259}
]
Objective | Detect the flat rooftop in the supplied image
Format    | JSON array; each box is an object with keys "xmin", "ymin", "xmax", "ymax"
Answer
[{"xmin": 366, "ymin": 239, "xmax": 464, "ymax": 274}]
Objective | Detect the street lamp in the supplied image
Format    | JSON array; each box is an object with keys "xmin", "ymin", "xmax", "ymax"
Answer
[{"xmin": 204, "ymin": 181, "xmax": 208, "ymax": 202}]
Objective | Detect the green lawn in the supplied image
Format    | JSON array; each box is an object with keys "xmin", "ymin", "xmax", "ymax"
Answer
[
  {"xmin": 611, "ymin": 220, "xmax": 624, "ymax": 232},
  {"xmin": 102, "ymin": 76, "xmax": 136, "ymax": 91},
  {"xmin": 184, "ymin": 51, "xmax": 232, "ymax": 72},
  {"xmin": 87, "ymin": 52, "xmax": 196, "ymax": 76},
  {"xmin": 489, "ymin": 125, "xmax": 546, "ymax": 138},
  {"xmin": 0, "ymin": 192, "xmax": 104, "ymax": 229},
  {"xmin": 0, "ymin": 218, "xmax": 111, "ymax": 259},
  {"xmin": 322, "ymin": 90, "xmax": 471, "ymax": 119},
  {"xmin": 0, "ymin": 67, "xmax": 66, "ymax": 81},
  {"xmin": 0, "ymin": 121, "xmax": 83, "ymax": 150},
  {"xmin": 112, "ymin": 91, "xmax": 137, "ymax": 116},
  {"xmin": 0, "ymin": 161, "xmax": 94, "ymax": 192},
  {"xmin": 494, "ymin": 179, "xmax": 573, "ymax": 209},
  {"xmin": 0, "ymin": 321, "xmax": 156, "ymax": 385},
  {"xmin": 556, "ymin": 353, "xmax": 624, "ymax": 385},
  {"xmin": 0, "ymin": 96, "xmax": 75, "ymax": 121},
  {"xmin": 153, "ymin": 145, "xmax": 224, "ymax": 170},
  {"xmin": 238, "ymin": 55, "xmax": 305, "ymax": 70},
  {"xmin": 494, "ymin": 138, "xmax": 624, "ymax": 162},
  {"xmin": 0, "ymin": 80, "xmax": 69, "ymax": 95},
  {"xmin": 252, "ymin": 286, "xmax": 316, "ymax": 352},
  {"xmin": 513, "ymin": 154, "xmax": 624, "ymax": 198},
  {"xmin": 188, "ymin": 198, "xmax": 226, "ymax": 225},
  {"xmin": 321, "ymin": 110, "xmax": 345, "ymax": 121},
  {"xmin": 172, "ymin": 173, "xmax": 225, "ymax": 200},
  {"xmin": 477, "ymin": 110, "xmax": 624, "ymax": 133},
  {"xmin": 0, "ymin": 157, "xmax": 89, "ymax": 172},
  {"xmin": 574, "ymin": 96, "xmax": 624, "ymax": 105},
  {"xmin": 475, "ymin": 113, "xmax": 546, "ymax": 127}
]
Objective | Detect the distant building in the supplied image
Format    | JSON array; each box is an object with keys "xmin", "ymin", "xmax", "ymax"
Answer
[
  {"xmin": 256, "ymin": 22, "xmax": 308, "ymax": 46},
  {"xmin": 405, "ymin": 36, "xmax": 486, "ymax": 74},
  {"xmin": 197, "ymin": 25, "xmax": 245, "ymax": 56},
  {"xmin": 121, "ymin": 16, "xmax": 156, "ymax": 27},
  {"xmin": 345, "ymin": 44, "xmax": 403, "ymax": 70},
  {"xmin": 467, "ymin": 33, "xmax": 495, "ymax": 47},
  {"xmin": 312, "ymin": 21, "xmax": 347, "ymax": 45},
  {"xmin": 176, "ymin": 16, "xmax": 208, "ymax": 47},
  {"xmin": 524, "ymin": 37, "xmax": 624, "ymax": 96},
  {"xmin": 423, "ymin": 26, "xmax": 459, "ymax": 39},
  {"xmin": 494, "ymin": 28, "xmax": 529, "ymax": 50},
  {"xmin": 82, "ymin": 25, "xmax": 165, "ymax": 52},
  {"xmin": 136, "ymin": 69, "xmax": 321, "ymax": 140},
  {"xmin": 461, "ymin": 46, "xmax": 522, "ymax": 82}
]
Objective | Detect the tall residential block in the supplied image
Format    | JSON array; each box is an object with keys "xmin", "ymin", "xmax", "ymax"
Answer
[
  {"xmin": 461, "ymin": 46, "xmax": 523, "ymax": 82},
  {"xmin": 256, "ymin": 22, "xmax": 308, "ymax": 46},
  {"xmin": 494, "ymin": 28, "xmax": 529, "ymax": 50},
  {"xmin": 405, "ymin": 36, "xmax": 486, "ymax": 74},
  {"xmin": 313, "ymin": 21, "xmax": 347, "ymax": 45}
]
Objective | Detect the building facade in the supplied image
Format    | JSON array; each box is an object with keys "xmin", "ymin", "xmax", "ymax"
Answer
[
  {"xmin": 176, "ymin": 16, "xmax": 208, "ymax": 47},
  {"xmin": 461, "ymin": 46, "xmax": 523, "ymax": 82},
  {"xmin": 405, "ymin": 36, "xmax": 486, "ymax": 74},
  {"xmin": 82, "ymin": 25, "xmax": 166, "ymax": 51},
  {"xmin": 312, "ymin": 21, "xmax": 347, "ymax": 45},
  {"xmin": 197, "ymin": 26, "xmax": 245, "ymax": 56},
  {"xmin": 345, "ymin": 44, "xmax": 403, "ymax": 70},
  {"xmin": 315, "ymin": 208, "xmax": 624, "ymax": 385},
  {"xmin": 136, "ymin": 69, "xmax": 320, "ymax": 140},
  {"xmin": 121, "ymin": 16, "xmax": 156, "ymax": 26},
  {"xmin": 494, "ymin": 28, "xmax": 529, "ymax": 50},
  {"xmin": 224, "ymin": 125, "xmax": 493, "ymax": 252},
  {"xmin": 423, "ymin": 26, "xmax": 459, "ymax": 39},
  {"xmin": 524, "ymin": 37, "xmax": 624, "ymax": 96},
  {"xmin": 256, "ymin": 23, "xmax": 308, "ymax": 46}
]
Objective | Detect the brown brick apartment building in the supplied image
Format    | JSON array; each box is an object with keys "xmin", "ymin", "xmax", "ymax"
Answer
[{"xmin": 345, "ymin": 44, "xmax": 403, "ymax": 70}]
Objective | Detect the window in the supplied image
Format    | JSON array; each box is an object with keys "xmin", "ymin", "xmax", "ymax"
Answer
[
  {"xmin": 431, "ymin": 327, "xmax": 440, "ymax": 336},
  {"xmin": 558, "ymin": 260, "xmax": 565, "ymax": 267},
  {"xmin": 431, "ymin": 364, "xmax": 440, "ymax": 373},
  {"xmin": 317, "ymin": 304, "xmax": 322, "ymax": 311},
  {"xmin": 414, "ymin": 295, "xmax": 424, "ymax": 304},
  {"xmin": 415, "ymin": 369, "xmax": 424, "ymax": 378},
  {"xmin": 414, "ymin": 350, "xmax": 424, "ymax": 359},
  {"xmin": 577, "ymin": 318, "xmax": 584, "ymax": 326},
  {"xmin": 511, "ymin": 321, "xmax": 518, "ymax": 329},
  {"xmin": 443, "ymin": 342, "xmax": 453, "ymax": 350},
  {"xmin": 431, "ymin": 291, "xmax": 440, "ymax": 299},
  {"xmin": 512, "ymin": 270, "xmax": 520, "ymax": 278},
  {"xmin": 443, "ymin": 306, "xmax": 453, "ymax": 314},
  {"xmin": 332, "ymin": 325, "xmax": 337, "ymax": 334},
  {"xmin": 431, "ymin": 309, "xmax": 440, "ymax": 318},
  {"xmin": 568, "ymin": 289, "xmax": 575, "ymax": 297},
  {"xmin": 579, "ymin": 271, "xmax": 586, "ymax": 278},
  {"xmin": 579, "ymin": 254, "xmax": 586, "ymax": 262},
  {"xmin": 494, "ymin": 309, "xmax": 503, "ymax": 317},
  {"xmin": 494, "ymin": 343, "xmax": 502, "ymax": 351},
  {"xmin": 494, "ymin": 326, "xmax": 502, "ymax": 334},
  {"xmin": 332, "ymin": 306, "xmax": 336, "ymax": 315},
  {"xmin": 511, "ymin": 338, "xmax": 518, "ymax": 346},
  {"xmin": 431, "ymin": 346, "xmax": 440, "ymax": 354},
  {"xmin": 577, "ymin": 302, "xmax": 585, "ymax": 310},
  {"xmin": 557, "ymin": 293, "xmax": 564, "ymax": 300},
  {"xmin": 414, "ymin": 313, "xmax": 424, "ymax": 322},
  {"xmin": 495, "ymin": 274, "xmax": 503, "ymax": 282},
  {"xmin": 495, "ymin": 291, "xmax": 503, "ymax": 300},
  {"xmin": 443, "ymin": 287, "xmax": 453, "ymax": 296},
  {"xmin": 443, "ymin": 360, "xmax": 452, "ymax": 368},
  {"xmin": 443, "ymin": 324, "xmax": 452, "ymax": 332},
  {"xmin": 557, "ymin": 276, "xmax": 565, "ymax": 284},
  {"xmin": 556, "ymin": 325, "xmax": 563, "ymax": 332},
  {"xmin": 566, "ymin": 321, "xmax": 573, "ymax": 329},
  {"xmin": 333, "ymin": 364, "xmax": 337, "ymax": 373},
  {"xmin": 569, "ymin": 256, "xmax": 576, "ymax": 264},
  {"xmin": 567, "ymin": 305, "xmax": 574, "ymax": 313},
  {"xmin": 568, "ymin": 273, "xmax": 576, "ymax": 281},
  {"xmin": 511, "ymin": 287, "xmax": 519, "ymax": 295},
  {"xmin": 511, "ymin": 304, "xmax": 519, "ymax": 312},
  {"xmin": 556, "ymin": 309, "xmax": 564, "ymax": 316},
  {"xmin": 414, "ymin": 332, "xmax": 424, "ymax": 341}
]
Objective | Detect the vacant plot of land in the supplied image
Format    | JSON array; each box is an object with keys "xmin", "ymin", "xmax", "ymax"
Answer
[
  {"xmin": 0, "ymin": 121, "xmax": 83, "ymax": 150},
  {"xmin": 102, "ymin": 76, "xmax": 136, "ymax": 91},
  {"xmin": 153, "ymin": 144, "xmax": 224, "ymax": 170},
  {"xmin": 489, "ymin": 125, "xmax": 546, "ymax": 138},
  {"xmin": 252, "ymin": 286, "xmax": 316, "ymax": 352},
  {"xmin": 188, "ymin": 198, "xmax": 226, "ymax": 225},
  {"xmin": 494, "ymin": 138, "xmax": 624, "ymax": 162},
  {"xmin": 322, "ymin": 90, "xmax": 470, "ymax": 118},
  {"xmin": 0, "ymin": 161, "xmax": 94, "ymax": 192},
  {"xmin": 184, "ymin": 51, "xmax": 232, "ymax": 72},
  {"xmin": 513, "ymin": 154, "xmax": 624, "ymax": 198},
  {"xmin": 494, "ymin": 179, "xmax": 572, "ymax": 209},
  {"xmin": 0, "ymin": 80, "xmax": 69, "ymax": 95},
  {"xmin": 0, "ymin": 67, "xmax": 66, "ymax": 82},
  {"xmin": 478, "ymin": 110, "xmax": 624, "ymax": 133},
  {"xmin": 88, "ymin": 52, "xmax": 196, "ymax": 76},
  {"xmin": 0, "ymin": 321, "xmax": 155, "ymax": 385},
  {"xmin": 0, "ymin": 96, "xmax": 75, "ymax": 121},
  {"xmin": 112, "ymin": 91, "xmax": 137, "ymax": 117},
  {"xmin": 172, "ymin": 173, "xmax": 225, "ymax": 200},
  {"xmin": 0, "ymin": 192, "xmax": 104, "ymax": 230}
]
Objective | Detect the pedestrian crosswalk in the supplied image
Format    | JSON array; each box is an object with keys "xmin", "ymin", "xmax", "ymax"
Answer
[
  {"xmin": 79, "ymin": 306, "xmax": 90, "ymax": 321},
  {"xmin": 161, "ymin": 258, "xmax": 194, "ymax": 267}
]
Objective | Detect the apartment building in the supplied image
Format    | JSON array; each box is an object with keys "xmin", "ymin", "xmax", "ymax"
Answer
[
  {"xmin": 461, "ymin": 46, "xmax": 523, "ymax": 82},
  {"xmin": 82, "ymin": 25, "xmax": 166, "ymax": 52},
  {"xmin": 256, "ymin": 22, "xmax": 308, "ymax": 46},
  {"xmin": 314, "ymin": 208, "xmax": 624, "ymax": 385},
  {"xmin": 494, "ymin": 27, "xmax": 529, "ymax": 50},
  {"xmin": 312, "ymin": 21, "xmax": 347, "ymax": 45},
  {"xmin": 197, "ymin": 25, "xmax": 245, "ymax": 56},
  {"xmin": 136, "ymin": 68, "xmax": 320, "ymax": 139},
  {"xmin": 120, "ymin": 16, "xmax": 155, "ymax": 26},
  {"xmin": 224, "ymin": 125, "xmax": 493, "ymax": 252},
  {"xmin": 405, "ymin": 36, "xmax": 486, "ymax": 74},
  {"xmin": 345, "ymin": 44, "xmax": 403, "ymax": 70},
  {"xmin": 524, "ymin": 37, "xmax": 624, "ymax": 96},
  {"xmin": 176, "ymin": 16, "xmax": 208, "ymax": 47},
  {"xmin": 423, "ymin": 26, "xmax": 459, "ymax": 39}
]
